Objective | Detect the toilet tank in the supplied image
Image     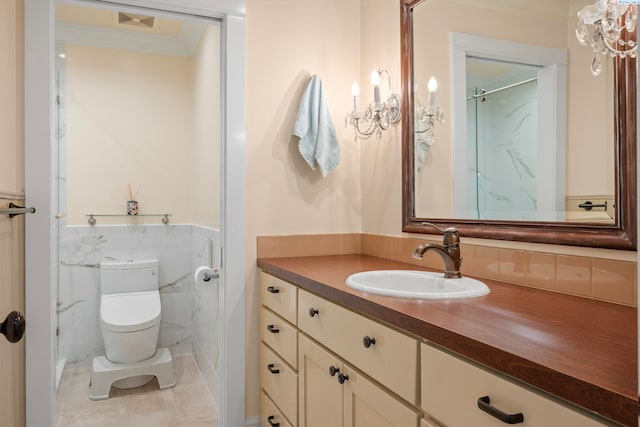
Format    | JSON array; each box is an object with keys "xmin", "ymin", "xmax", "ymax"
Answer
[{"xmin": 99, "ymin": 259, "xmax": 159, "ymax": 295}]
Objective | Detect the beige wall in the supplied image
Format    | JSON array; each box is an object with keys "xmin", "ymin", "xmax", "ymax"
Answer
[
  {"xmin": 192, "ymin": 26, "xmax": 222, "ymax": 228},
  {"xmin": 245, "ymin": 0, "xmax": 362, "ymax": 416},
  {"xmin": 66, "ymin": 45, "xmax": 195, "ymax": 224}
]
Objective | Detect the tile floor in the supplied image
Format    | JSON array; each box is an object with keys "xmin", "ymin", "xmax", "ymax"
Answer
[{"xmin": 56, "ymin": 355, "xmax": 218, "ymax": 427}]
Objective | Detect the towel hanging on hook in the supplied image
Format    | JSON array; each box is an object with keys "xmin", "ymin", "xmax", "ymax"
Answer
[{"xmin": 293, "ymin": 75, "xmax": 340, "ymax": 177}]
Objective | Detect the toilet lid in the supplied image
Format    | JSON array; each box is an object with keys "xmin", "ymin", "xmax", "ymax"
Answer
[{"xmin": 101, "ymin": 291, "xmax": 161, "ymax": 333}]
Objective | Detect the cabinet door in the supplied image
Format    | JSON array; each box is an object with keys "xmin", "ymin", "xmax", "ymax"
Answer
[
  {"xmin": 343, "ymin": 365, "xmax": 420, "ymax": 427},
  {"xmin": 299, "ymin": 335, "xmax": 343, "ymax": 427}
]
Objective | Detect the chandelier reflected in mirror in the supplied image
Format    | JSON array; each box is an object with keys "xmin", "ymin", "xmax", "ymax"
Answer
[
  {"xmin": 576, "ymin": 0, "xmax": 637, "ymax": 76},
  {"xmin": 346, "ymin": 69, "xmax": 401, "ymax": 141}
]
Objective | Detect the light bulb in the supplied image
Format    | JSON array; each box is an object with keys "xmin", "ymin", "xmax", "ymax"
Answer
[
  {"xmin": 352, "ymin": 82, "xmax": 360, "ymax": 96},
  {"xmin": 428, "ymin": 76, "xmax": 438, "ymax": 93},
  {"xmin": 370, "ymin": 70, "xmax": 381, "ymax": 86}
]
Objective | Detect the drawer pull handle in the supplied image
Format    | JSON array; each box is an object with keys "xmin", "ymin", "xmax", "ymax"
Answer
[
  {"xmin": 309, "ymin": 307, "xmax": 319, "ymax": 317},
  {"xmin": 267, "ymin": 415, "xmax": 280, "ymax": 427},
  {"xmin": 337, "ymin": 372, "xmax": 349, "ymax": 384},
  {"xmin": 363, "ymin": 335, "xmax": 376, "ymax": 348},
  {"xmin": 329, "ymin": 365, "xmax": 340, "ymax": 377},
  {"xmin": 267, "ymin": 363, "xmax": 280, "ymax": 374},
  {"xmin": 477, "ymin": 396, "xmax": 524, "ymax": 424},
  {"xmin": 266, "ymin": 286, "xmax": 280, "ymax": 294},
  {"xmin": 267, "ymin": 324, "xmax": 280, "ymax": 334}
]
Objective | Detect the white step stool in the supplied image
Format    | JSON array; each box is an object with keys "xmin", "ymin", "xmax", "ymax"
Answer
[{"xmin": 89, "ymin": 347, "xmax": 176, "ymax": 400}]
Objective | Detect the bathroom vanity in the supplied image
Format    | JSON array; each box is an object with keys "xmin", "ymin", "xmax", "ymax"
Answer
[{"xmin": 257, "ymin": 255, "xmax": 636, "ymax": 426}]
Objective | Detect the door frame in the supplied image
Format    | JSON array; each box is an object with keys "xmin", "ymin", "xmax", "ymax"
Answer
[{"xmin": 24, "ymin": 1, "xmax": 245, "ymax": 426}]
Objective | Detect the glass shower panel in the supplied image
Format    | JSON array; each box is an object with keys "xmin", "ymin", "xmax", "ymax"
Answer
[{"xmin": 476, "ymin": 80, "xmax": 538, "ymax": 220}]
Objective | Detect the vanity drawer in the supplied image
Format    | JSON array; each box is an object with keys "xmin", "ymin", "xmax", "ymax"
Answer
[
  {"xmin": 421, "ymin": 343, "xmax": 610, "ymax": 426},
  {"xmin": 261, "ymin": 273, "xmax": 297, "ymax": 325},
  {"xmin": 260, "ymin": 343, "xmax": 298, "ymax": 426},
  {"xmin": 261, "ymin": 390, "xmax": 294, "ymax": 427},
  {"xmin": 298, "ymin": 289, "xmax": 418, "ymax": 404},
  {"xmin": 260, "ymin": 306, "xmax": 298, "ymax": 369}
]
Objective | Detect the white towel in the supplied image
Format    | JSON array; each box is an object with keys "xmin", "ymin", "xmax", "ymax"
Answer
[{"xmin": 293, "ymin": 75, "xmax": 340, "ymax": 177}]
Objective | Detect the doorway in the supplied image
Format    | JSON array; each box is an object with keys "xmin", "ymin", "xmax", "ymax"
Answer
[{"xmin": 24, "ymin": 1, "xmax": 245, "ymax": 426}]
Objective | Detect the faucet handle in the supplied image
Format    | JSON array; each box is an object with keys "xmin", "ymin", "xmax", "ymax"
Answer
[
  {"xmin": 421, "ymin": 222, "xmax": 457, "ymax": 235},
  {"xmin": 421, "ymin": 222, "xmax": 459, "ymax": 246}
]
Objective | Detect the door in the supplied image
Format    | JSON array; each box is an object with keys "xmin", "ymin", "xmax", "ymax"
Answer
[
  {"xmin": 299, "ymin": 335, "xmax": 343, "ymax": 427},
  {"xmin": 0, "ymin": 0, "xmax": 27, "ymax": 425}
]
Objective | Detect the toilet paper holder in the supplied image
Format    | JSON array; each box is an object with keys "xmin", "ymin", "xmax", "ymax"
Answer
[
  {"xmin": 203, "ymin": 268, "xmax": 220, "ymax": 281},
  {"xmin": 195, "ymin": 266, "xmax": 220, "ymax": 283}
]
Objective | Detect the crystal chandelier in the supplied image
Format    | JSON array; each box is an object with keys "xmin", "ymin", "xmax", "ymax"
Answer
[
  {"xmin": 346, "ymin": 69, "xmax": 401, "ymax": 141},
  {"xmin": 576, "ymin": 0, "xmax": 637, "ymax": 76}
]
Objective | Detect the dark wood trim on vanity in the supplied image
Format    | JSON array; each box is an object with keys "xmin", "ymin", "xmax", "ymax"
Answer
[{"xmin": 258, "ymin": 255, "xmax": 638, "ymax": 426}]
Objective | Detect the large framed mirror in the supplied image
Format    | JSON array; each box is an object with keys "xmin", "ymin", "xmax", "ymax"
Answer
[{"xmin": 401, "ymin": 0, "xmax": 637, "ymax": 250}]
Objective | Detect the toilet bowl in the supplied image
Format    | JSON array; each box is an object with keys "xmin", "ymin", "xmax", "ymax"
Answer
[
  {"xmin": 90, "ymin": 259, "xmax": 175, "ymax": 396},
  {"xmin": 101, "ymin": 290, "xmax": 161, "ymax": 363}
]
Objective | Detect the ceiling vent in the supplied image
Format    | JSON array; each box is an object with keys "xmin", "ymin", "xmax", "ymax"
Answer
[{"xmin": 117, "ymin": 12, "xmax": 155, "ymax": 29}]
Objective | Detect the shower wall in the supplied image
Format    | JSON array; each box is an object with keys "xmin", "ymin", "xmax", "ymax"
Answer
[
  {"xmin": 57, "ymin": 224, "xmax": 220, "ymax": 368},
  {"xmin": 469, "ymin": 80, "xmax": 538, "ymax": 220}
]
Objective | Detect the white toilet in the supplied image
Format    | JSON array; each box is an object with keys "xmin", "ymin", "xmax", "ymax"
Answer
[{"xmin": 90, "ymin": 259, "xmax": 175, "ymax": 400}]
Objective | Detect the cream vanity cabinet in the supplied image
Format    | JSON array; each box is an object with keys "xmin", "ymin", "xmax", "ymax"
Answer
[
  {"xmin": 421, "ymin": 344, "xmax": 612, "ymax": 426},
  {"xmin": 260, "ymin": 272, "xmax": 613, "ymax": 427},
  {"xmin": 260, "ymin": 273, "xmax": 299, "ymax": 427}
]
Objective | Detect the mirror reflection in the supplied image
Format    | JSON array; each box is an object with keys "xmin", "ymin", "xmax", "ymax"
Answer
[{"xmin": 412, "ymin": 0, "xmax": 617, "ymax": 224}]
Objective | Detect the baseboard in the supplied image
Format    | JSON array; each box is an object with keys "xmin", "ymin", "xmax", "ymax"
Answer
[{"xmin": 245, "ymin": 416, "xmax": 260, "ymax": 427}]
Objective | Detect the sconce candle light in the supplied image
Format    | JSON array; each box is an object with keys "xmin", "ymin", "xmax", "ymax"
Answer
[
  {"xmin": 576, "ymin": 0, "xmax": 637, "ymax": 76},
  {"xmin": 415, "ymin": 76, "xmax": 444, "ymax": 171},
  {"xmin": 346, "ymin": 69, "xmax": 401, "ymax": 140}
]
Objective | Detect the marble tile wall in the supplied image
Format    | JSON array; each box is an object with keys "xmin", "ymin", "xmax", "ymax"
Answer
[{"xmin": 57, "ymin": 223, "xmax": 221, "ymax": 393}]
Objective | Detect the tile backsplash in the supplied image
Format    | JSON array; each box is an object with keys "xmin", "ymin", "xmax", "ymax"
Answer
[{"xmin": 257, "ymin": 233, "xmax": 637, "ymax": 307}]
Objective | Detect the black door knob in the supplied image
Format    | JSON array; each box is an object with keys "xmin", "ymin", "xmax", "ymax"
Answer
[
  {"xmin": 266, "ymin": 286, "xmax": 280, "ymax": 294},
  {"xmin": 0, "ymin": 311, "xmax": 25, "ymax": 343},
  {"xmin": 329, "ymin": 365, "xmax": 340, "ymax": 377},
  {"xmin": 309, "ymin": 307, "xmax": 319, "ymax": 317},
  {"xmin": 267, "ymin": 324, "xmax": 280, "ymax": 334}
]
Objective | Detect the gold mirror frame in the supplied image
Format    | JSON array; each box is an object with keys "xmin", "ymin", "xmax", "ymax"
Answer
[{"xmin": 401, "ymin": 0, "xmax": 637, "ymax": 250}]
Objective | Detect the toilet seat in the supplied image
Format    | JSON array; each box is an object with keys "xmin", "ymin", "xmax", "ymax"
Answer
[{"xmin": 101, "ymin": 291, "xmax": 161, "ymax": 333}]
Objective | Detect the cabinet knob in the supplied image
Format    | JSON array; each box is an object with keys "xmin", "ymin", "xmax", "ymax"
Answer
[
  {"xmin": 329, "ymin": 365, "xmax": 340, "ymax": 377},
  {"xmin": 267, "ymin": 324, "xmax": 280, "ymax": 334},
  {"xmin": 266, "ymin": 286, "xmax": 280, "ymax": 294},
  {"xmin": 362, "ymin": 335, "xmax": 376, "ymax": 348},
  {"xmin": 477, "ymin": 396, "xmax": 524, "ymax": 424},
  {"xmin": 267, "ymin": 363, "xmax": 280, "ymax": 374},
  {"xmin": 267, "ymin": 415, "xmax": 280, "ymax": 427},
  {"xmin": 337, "ymin": 372, "xmax": 349, "ymax": 384},
  {"xmin": 309, "ymin": 307, "xmax": 319, "ymax": 317}
]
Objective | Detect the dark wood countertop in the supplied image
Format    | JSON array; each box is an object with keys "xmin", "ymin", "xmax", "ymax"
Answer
[{"xmin": 257, "ymin": 255, "xmax": 638, "ymax": 426}]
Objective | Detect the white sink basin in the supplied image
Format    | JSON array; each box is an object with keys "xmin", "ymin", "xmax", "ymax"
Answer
[{"xmin": 346, "ymin": 270, "xmax": 489, "ymax": 300}]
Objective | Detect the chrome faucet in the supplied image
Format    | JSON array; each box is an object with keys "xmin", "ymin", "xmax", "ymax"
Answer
[{"xmin": 412, "ymin": 223, "xmax": 462, "ymax": 279}]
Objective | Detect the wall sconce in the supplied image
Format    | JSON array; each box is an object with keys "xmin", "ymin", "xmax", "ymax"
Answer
[
  {"xmin": 576, "ymin": 0, "xmax": 637, "ymax": 76},
  {"xmin": 346, "ymin": 69, "xmax": 401, "ymax": 140},
  {"xmin": 415, "ymin": 76, "xmax": 444, "ymax": 171}
]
